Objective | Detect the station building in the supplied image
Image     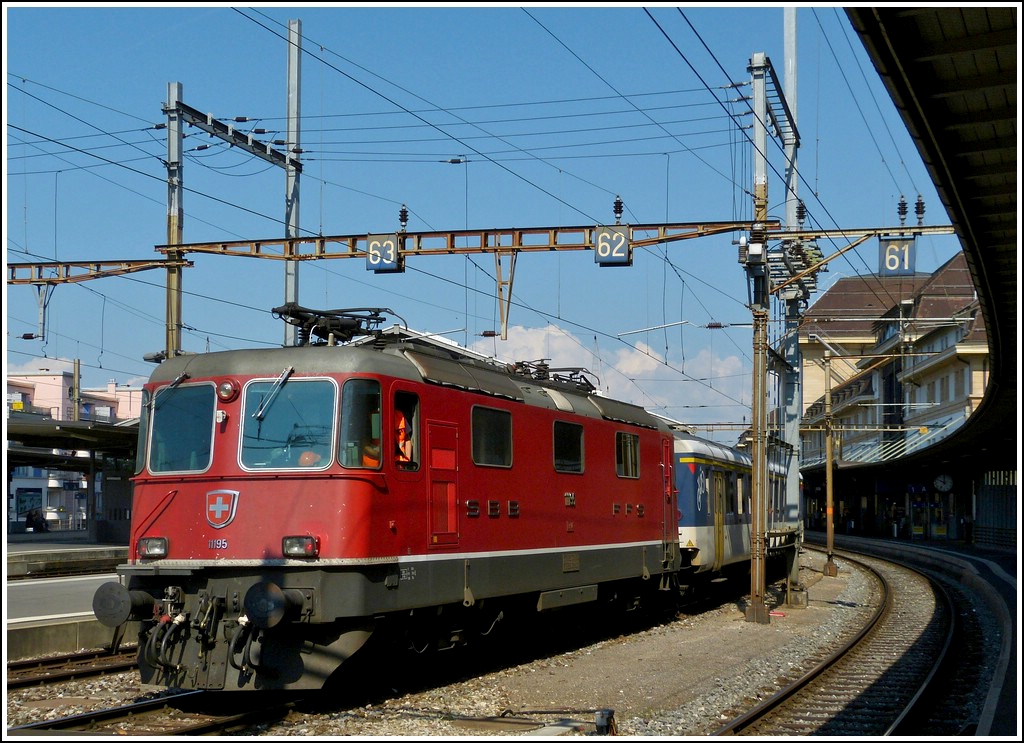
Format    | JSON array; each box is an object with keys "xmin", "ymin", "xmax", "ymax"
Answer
[{"xmin": 799, "ymin": 251, "xmax": 1011, "ymax": 548}]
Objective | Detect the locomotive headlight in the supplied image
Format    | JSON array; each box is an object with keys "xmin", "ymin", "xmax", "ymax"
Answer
[
  {"xmin": 216, "ymin": 379, "xmax": 240, "ymax": 402},
  {"xmin": 137, "ymin": 536, "xmax": 168, "ymax": 558},
  {"xmin": 282, "ymin": 535, "xmax": 320, "ymax": 559}
]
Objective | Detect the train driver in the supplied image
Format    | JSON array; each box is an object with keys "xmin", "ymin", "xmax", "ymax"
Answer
[
  {"xmin": 395, "ymin": 410, "xmax": 413, "ymax": 465},
  {"xmin": 360, "ymin": 404, "xmax": 382, "ymax": 467},
  {"xmin": 298, "ymin": 450, "xmax": 322, "ymax": 467},
  {"xmin": 362, "ymin": 435, "xmax": 382, "ymax": 468}
]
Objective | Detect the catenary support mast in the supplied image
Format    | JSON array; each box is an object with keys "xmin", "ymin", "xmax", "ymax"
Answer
[{"xmin": 283, "ymin": 19, "xmax": 302, "ymax": 347}]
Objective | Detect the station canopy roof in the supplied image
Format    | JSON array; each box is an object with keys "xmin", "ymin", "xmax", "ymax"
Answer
[{"xmin": 6, "ymin": 417, "xmax": 139, "ymax": 472}]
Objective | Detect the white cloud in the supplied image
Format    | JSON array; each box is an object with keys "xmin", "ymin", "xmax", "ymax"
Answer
[
  {"xmin": 5, "ymin": 357, "xmax": 75, "ymax": 375},
  {"xmin": 470, "ymin": 324, "xmax": 753, "ymax": 444}
]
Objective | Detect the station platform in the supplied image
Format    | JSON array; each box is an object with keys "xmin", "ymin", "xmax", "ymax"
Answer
[{"xmin": 6, "ymin": 530, "xmax": 128, "ymax": 578}]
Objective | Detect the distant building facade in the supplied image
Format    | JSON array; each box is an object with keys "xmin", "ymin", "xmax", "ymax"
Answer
[
  {"xmin": 798, "ymin": 252, "xmax": 1007, "ymax": 547},
  {"xmin": 6, "ymin": 371, "xmax": 141, "ymax": 532}
]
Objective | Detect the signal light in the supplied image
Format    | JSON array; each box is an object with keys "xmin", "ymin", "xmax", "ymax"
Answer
[
  {"xmin": 216, "ymin": 379, "xmax": 240, "ymax": 402},
  {"xmin": 282, "ymin": 535, "xmax": 319, "ymax": 559}
]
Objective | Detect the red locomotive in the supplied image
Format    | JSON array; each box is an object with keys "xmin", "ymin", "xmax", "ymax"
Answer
[{"xmin": 93, "ymin": 306, "xmax": 683, "ymax": 691}]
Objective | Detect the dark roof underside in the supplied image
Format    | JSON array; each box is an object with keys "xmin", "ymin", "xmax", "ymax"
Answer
[{"xmin": 843, "ymin": 7, "xmax": 1017, "ymax": 473}]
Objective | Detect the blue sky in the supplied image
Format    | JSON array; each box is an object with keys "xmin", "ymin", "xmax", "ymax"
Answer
[{"xmin": 4, "ymin": 4, "xmax": 962, "ymax": 442}]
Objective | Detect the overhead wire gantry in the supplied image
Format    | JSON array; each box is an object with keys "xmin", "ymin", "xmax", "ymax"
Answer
[{"xmin": 152, "ymin": 218, "xmax": 778, "ymax": 354}]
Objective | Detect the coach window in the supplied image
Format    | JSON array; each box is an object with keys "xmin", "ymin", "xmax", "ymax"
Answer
[
  {"xmin": 472, "ymin": 406, "xmax": 512, "ymax": 467},
  {"xmin": 615, "ymin": 431, "xmax": 639, "ymax": 478},
  {"xmin": 150, "ymin": 383, "xmax": 215, "ymax": 473},
  {"xmin": 340, "ymin": 379, "xmax": 382, "ymax": 468},
  {"xmin": 553, "ymin": 421, "xmax": 584, "ymax": 473},
  {"xmin": 241, "ymin": 378, "xmax": 335, "ymax": 469}
]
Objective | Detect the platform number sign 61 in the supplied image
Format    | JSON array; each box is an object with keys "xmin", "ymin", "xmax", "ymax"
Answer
[
  {"xmin": 366, "ymin": 233, "xmax": 405, "ymax": 273},
  {"xmin": 879, "ymin": 236, "xmax": 916, "ymax": 276},
  {"xmin": 594, "ymin": 226, "xmax": 632, "ymax": 266}
]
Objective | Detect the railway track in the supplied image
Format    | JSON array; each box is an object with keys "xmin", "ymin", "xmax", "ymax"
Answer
[
  {"xmin": 713, "ymin": 547, "xmax": 954, "ymax": 735},
  {"xmin": 6, "ymin": 691, "xmax": 297, "ymax": 736},
  {"xmin": 6, "ymin": 544, "xmax": 1002, "ymax": 736},
  {"xmin": 816, "ymin": 537, "xmax": 1007, "ymax": 735},
  {"xmin": 7, "ymin": 647, "xmax": 139, "ymax": 690}
]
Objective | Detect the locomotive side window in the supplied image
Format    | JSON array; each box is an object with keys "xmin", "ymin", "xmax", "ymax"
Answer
[
  {"xmin": 240, "ymin": 378, "xmax": 335, "ymax": 469},
  {"xmin": 135, "ymin": 389, "xmax": 151, "ymax": 475},
  {"xmin": 615, "ymin": 431, "xmax": 639, "ymax": 478},
  {"xmin": 340, "ymin": 379, "xmax": 382, "ymax": 468},
  {"xmin": 393, "ymin": 391, "xmax": 419, "ymax": 470},
  {"xmin": 471, "ymin": 406, "xmax": 512, "ymax": 467},
  {"xmin": 553, "ymin": 421, "xmax": 584, "ymax": 473},
  {"xmin": 150, "ymin": 384, "xmax": 216, "ymax": 473}
]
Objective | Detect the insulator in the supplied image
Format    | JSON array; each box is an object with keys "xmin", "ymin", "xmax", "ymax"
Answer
[
  {"xmin": 915, "ymin": 195, "xmax": 925, "ymax": 225},
  {"xmin": 613, "ymin": 195, "xmax": 624, "ymax": 224},
  {"xmin": 796, "ymin": 200, "xmax": 806, "ymax": 226},
  {"xmin": 399, "ymin": 204, "xmax": 409, "ymax": 231},
  {"xmin": 897, "ymin": 195, "xmax": 908, "ymax": 225}
]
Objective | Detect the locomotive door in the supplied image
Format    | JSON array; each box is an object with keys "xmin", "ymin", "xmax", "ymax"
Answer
[
  {"xmin": 660, "ymin": 437, "xmax": 677, "ymax": 581},
  {"xmin": 712, "ymin": 470, "xmax": 726, "ymax": 571},
  {"xmin": 661, "ymin": 438, "xmax": 676, "ymax": 546},
  {"xmin": 427, "ymin": 421, "xmax": 459, "ymax": 546}
]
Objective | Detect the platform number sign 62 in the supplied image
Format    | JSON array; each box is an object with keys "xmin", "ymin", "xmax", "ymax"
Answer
[
  {"xmin": 879, "ymin": 236, "xmax": 916, "ymax": 276},
  {"xmin": 366, "ymin": 233, "xmax": 405, "ymax": 273},
  {"xmin": 594, "ymin": 226, "xmax": 632, "ymax": 266}
]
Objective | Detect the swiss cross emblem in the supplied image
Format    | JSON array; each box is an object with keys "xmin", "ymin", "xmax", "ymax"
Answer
[{"xmin": 206, "ymin": 490, "xmax": 239, "ymax": 529}]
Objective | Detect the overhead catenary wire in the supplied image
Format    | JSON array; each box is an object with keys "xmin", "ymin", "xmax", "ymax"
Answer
[{"xmin": 6, "ymin": 9, "xmax": 951, "ymax": 434}]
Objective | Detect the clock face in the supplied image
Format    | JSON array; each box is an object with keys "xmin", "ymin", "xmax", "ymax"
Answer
[{"xmin": 934, "ymin": 474, "xmax": 953, "ymax": 492}]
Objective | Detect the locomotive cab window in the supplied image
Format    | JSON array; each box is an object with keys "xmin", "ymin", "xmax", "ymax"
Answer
[
  {"xmin": 553, "ymin": 421, "xmax": 584, "ymax": 473},
  {"xmin": 615, "ymin": 431, "xmax": 640, "ymax": 478},
  {"xmin": 472, "ymin": 406, "xmax": 512, "ymax": 467},
  {"xmin": 340, "ymin": 379, "xmax": 382, "ymax": 469},
  {"xmin": 241, "ymin": 378, "xmax": 335, "ymax": 469},
  {"xmin": 149, "ymin": 383, "xmax": 216, "ymax": 473}
]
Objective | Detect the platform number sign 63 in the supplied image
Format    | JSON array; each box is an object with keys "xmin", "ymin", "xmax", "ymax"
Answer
[
  {"xmin": 594, "ymin": 226, "xmax": 632, "ymax": 266},
  {"xmin": 366, "ymin": 233, "xmax": 405, "ymax": 273},
  {"xmin": 879, "ymin": 236, "xmax": 916, "ymax": 276}
]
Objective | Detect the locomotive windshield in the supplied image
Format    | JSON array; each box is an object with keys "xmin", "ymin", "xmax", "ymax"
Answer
[
  {"xmin": 149, "ymin": 383, "xmax": 216, "ymax": 473},
  {"xmin": 241, "ymin": 378, "xmax": 335, "ymax": 469}
]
